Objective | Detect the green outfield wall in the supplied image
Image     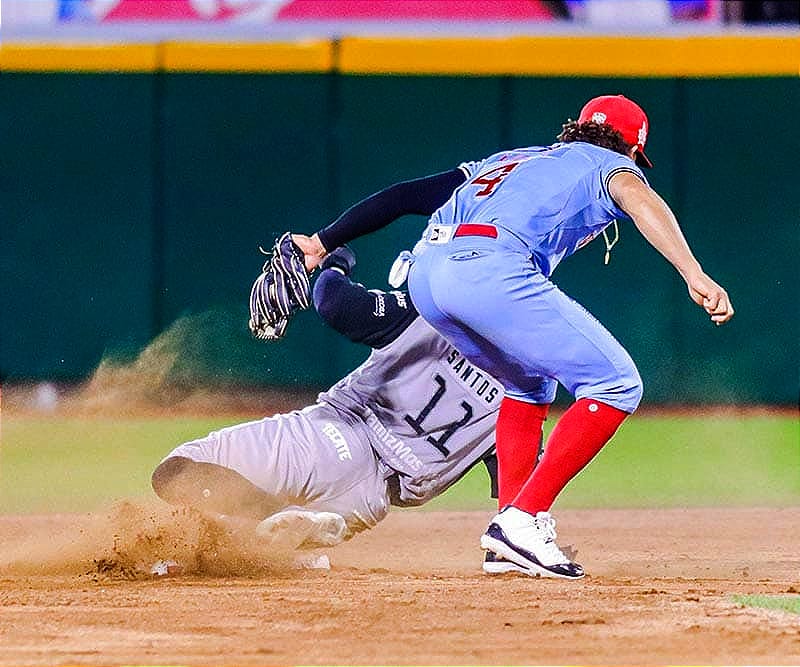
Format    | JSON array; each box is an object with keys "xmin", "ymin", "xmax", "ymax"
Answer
[{"xmin": 1, "ymin": 38, "xmax": 797, "ymax": 403}]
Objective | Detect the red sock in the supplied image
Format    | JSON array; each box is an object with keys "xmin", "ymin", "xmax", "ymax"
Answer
[
  {"xmin": 496, "ymin": 397, "xmax": 550, "ymax": 508},
  {"xmin": 512, "ymin": 398, "xmax": 629, "ymax": 514}
]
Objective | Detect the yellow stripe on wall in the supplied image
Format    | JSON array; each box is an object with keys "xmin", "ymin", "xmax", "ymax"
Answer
[
  {"xmin": 0, "ymin": 36, "xmax": 796, "ymax": 76},
  {"xmin": 0, "ymin": 41, "xmax": 332, "ymax": 73},
  {"xmin": 0, "ymin": 43, "xmax": 159, "ymax": 72},
  {"xmin": 679, "ymin": 35, "xmax": 799, "ymax": 76},
  {"xmin": 338, "ymin": 35, "xmax": 799, "ymax": 77},
  {"xmin": 162, "ymin": 41, "xmax": 333, "ymax": 72}
]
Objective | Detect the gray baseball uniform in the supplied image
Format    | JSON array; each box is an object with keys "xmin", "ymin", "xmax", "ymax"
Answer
[
  {"xmin": 163, "ymin": 261, "xmax": 502, "ymax": 537},
  {"xmin": 165, "ymin": 403, "xmax": 391, "ymax": 535}
]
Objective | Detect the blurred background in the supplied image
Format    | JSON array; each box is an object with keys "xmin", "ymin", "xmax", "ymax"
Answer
[
  {"xmin": 0, "ymin": 1, "xmax": 798, "ymax": 514},
  {"xmin": 1, "ymin": 0, "xmax": 798, "ymax": 404}
]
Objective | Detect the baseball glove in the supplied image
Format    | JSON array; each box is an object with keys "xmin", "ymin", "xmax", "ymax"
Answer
[{"xmin": 248, "ymin": 232, "xmax": 311, "ymax": 341}]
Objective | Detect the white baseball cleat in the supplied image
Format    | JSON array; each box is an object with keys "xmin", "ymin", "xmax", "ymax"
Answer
[
  {"xmin": 482, "ymin": 550, "xmax": 536, "ymax": 576},
  {"xmin": 255, "ymin": 509, "xmax": 348, "ymax": 550},
  {"xmin": 480, "ymin": 507, "xmax": 584, "ymax": 579}
]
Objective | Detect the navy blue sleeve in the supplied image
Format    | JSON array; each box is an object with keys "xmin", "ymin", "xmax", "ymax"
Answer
[
  {"xmin": 313, "ymin": 265, "xmax": 418, "ymax": 349},
  {"xmin": 317, "ymin": 168, "xmax": 466, "ymax": 251}
]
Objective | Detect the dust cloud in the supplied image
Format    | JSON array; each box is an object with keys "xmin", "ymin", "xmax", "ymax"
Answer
[
  {"xmin": 3, "ymin": 309, "xmax": 315, "ymax": 417},
  {"xmin": 0, "ymin": 499, "xmax": 298, "ymax": 579}
]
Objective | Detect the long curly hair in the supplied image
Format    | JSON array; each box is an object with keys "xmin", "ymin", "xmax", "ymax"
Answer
[{"xmin": 557, "ymin": 120, "xmax": 632, "ymax": 157}]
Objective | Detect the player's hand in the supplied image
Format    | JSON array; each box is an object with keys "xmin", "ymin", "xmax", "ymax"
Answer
[
  {"xmin": 686, "ymin": 272, "xmax": 734, "ymax": 325},
  {"xmin": 291, "ymin": 233, "xmax": 328, "ymax": 272}
]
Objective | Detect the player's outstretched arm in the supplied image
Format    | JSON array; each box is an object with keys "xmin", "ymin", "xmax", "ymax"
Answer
[
  {"xmin": 293, "ymin": 168, "xmax": 466, "ymax": 271},
  {"xmin": 313, "ymin": 247, "xmax": 418, "ymax": 348},
  {"xmin": 609, "ymin": 171, "xmax": 734, "ymax": 326}
]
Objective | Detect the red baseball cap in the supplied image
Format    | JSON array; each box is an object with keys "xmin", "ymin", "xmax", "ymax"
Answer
[{"xmin": 578, "ymin": 94, "xmax": 653, "ymax": 168}]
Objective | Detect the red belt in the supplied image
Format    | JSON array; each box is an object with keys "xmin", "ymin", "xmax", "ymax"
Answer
[{"xmin": 453, "ymin": 223, "xmax": 497, "ymax": 239}]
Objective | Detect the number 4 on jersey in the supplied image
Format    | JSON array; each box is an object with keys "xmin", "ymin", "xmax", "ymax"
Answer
[{"xmin": 470, "ymin": 162, "xmax": 519, "ymax": 197}]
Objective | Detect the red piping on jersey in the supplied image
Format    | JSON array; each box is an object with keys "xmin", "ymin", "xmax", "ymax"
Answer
[{"xmin": 453, "ymin": 223, "xmax": 498, "ymax": 239}]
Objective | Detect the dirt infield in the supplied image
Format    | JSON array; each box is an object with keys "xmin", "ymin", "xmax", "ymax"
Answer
[{"xmin": 1, "ymin": 507, "xmax": 798, "ymax": 665}]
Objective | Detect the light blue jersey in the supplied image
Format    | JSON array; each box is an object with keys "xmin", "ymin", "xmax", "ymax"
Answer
[
  {"xmin": 407, "ymin": 141, "xmax": 645, "ymax": 411},
  {"xmin": 432, "ymin": 142, "xmax": 646, "ymax": 276}
]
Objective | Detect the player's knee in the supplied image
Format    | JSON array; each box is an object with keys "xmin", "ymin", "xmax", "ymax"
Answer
[
  {"xmin": 617, "ymin": 367, "xmax": 644, "ymax": 412},
  {"xmin": 625, "ymin": 375, "xmax": 644, "ymax": 412},
  {"xmin": 151, "ymin": 456, "xmax": 192, "ymax": 501},
  {"xmin": 583, "ymin": 365, "xmax": 643, "ymax": 413}
]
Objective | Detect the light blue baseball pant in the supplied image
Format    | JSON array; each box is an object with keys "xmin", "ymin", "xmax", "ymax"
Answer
[{"xmin": 407, "ymin": 233, "xmax": 643, "ymax": 413}]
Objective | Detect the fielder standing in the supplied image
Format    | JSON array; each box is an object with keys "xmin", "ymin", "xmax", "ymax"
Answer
[{"xmin": 292, "ymin": 95, "xmax": 734, "ymax": 579}]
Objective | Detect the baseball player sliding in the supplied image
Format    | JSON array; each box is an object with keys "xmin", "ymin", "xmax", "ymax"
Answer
[
  {"xmin": 154, "ymin": 247, "xmax": 530, "ymax": 571},
  {"xmin": 290, "ymin": 95, "xmax": 734, "ymax": 579}
]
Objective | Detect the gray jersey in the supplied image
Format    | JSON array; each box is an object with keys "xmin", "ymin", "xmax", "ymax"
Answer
[
  {"xmin": 319, "ymin": 317, "xmax": 503, "ymax": 505},
  {"xmin": 164, "ymin": 403, "xmax": 391, "ymax": 536},
  {"xmin": 165, "ymin": 270, "xmax": 502, "ymax": 532}
]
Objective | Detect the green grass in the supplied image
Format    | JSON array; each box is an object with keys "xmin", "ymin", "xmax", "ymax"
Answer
[
  {"xmin": 732, "ymin": 595, "xmax": 800, "ymax": 615},
  {"xmin": 1, "ymin": 412, "xmax": 798, "ymax": 514},
  {"xmin": 429, "ymin": 413, "xmax": 800, "ymax": 510},
  {"xmin": 0, "ymin": 415, "xmax": 240, "ymax": 514}
]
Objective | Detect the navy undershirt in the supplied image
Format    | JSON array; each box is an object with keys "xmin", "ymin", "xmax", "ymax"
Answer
[
  {"xmin": 317, "ymin": 168, "xmax": 466, "ymax": 251},
  {"xmin": 313, "ymin": 268, "xmax": 417, "ymax": 349}
]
